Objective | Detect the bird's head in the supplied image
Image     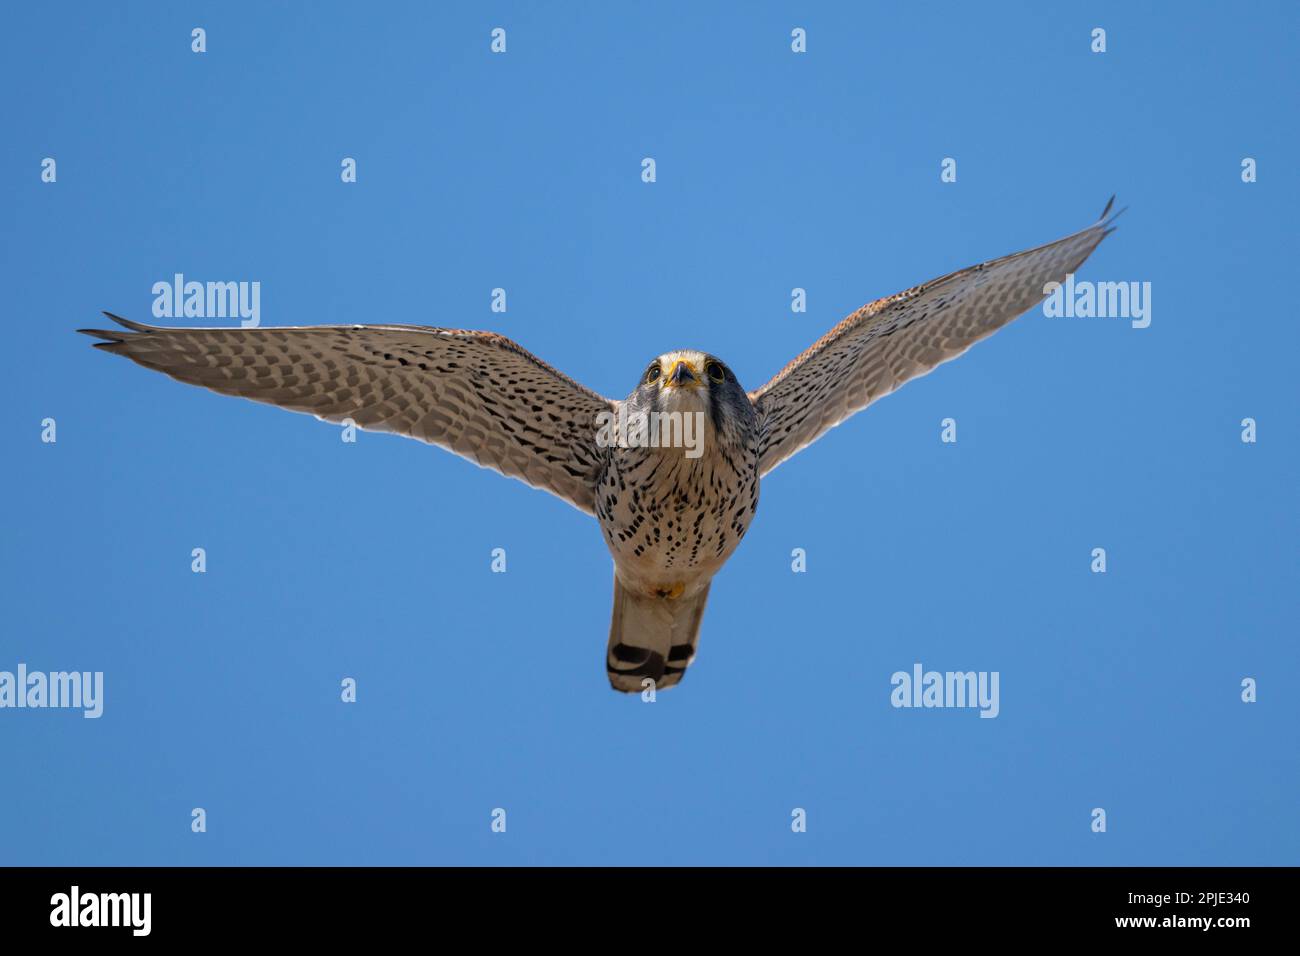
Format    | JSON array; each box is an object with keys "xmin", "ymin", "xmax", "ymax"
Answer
[{"xmin": 625, "ymin": 349, "xmax": 756, "ymax": 453}]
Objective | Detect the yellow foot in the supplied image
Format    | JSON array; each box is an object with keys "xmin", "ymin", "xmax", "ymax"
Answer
[{"xmin": 654, "ymin": 582, "xmax": 686, "ymax": 600}]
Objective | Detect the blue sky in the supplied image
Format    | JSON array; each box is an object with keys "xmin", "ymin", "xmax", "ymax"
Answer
[{"xmin": 2, "ymin": 1, "xmax": 1296, "ymax": 865}]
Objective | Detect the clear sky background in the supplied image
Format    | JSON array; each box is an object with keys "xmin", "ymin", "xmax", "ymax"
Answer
[{"xmin": 2, "ymin": 2, "xmax": 1296, "ymax": 865}]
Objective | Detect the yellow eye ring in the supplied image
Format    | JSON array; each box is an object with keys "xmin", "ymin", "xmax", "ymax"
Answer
[
  {"xmin": 705, "ymin": 361, "xmax": 725, "ymax": 383},
  {"xmin": 646, "ymin": 364, "xmax": 662, "ymax": 384}
]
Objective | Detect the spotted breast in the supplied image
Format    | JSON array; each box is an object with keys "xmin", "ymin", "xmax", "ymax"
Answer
[{"xmin": 596, "ymin": 349, "xmax": 760, "ymax": 691}]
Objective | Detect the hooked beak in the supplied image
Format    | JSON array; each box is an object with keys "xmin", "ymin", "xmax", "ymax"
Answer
[{"xmin": 664, "ymin": 360, "xmax": 700, "ymax": 389}]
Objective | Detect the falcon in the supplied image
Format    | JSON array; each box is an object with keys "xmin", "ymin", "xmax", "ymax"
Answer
[{"xmin": 81, "ymin": 198, "xmax": 1120, "ymax": 693}]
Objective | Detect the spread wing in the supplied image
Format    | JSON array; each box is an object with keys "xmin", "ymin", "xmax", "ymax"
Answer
[
  {"xmin": 749, "ymin": 198, "xmax": 1122, "ymax": 477},
  {"xmin": 80, "ymin": 315, "xmax": 613, "ymax": 514}
]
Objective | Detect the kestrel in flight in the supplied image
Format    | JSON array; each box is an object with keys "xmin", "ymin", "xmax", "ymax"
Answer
[{"xmin": 82, "ymin": 199, "xmax": 1119, "ymax": 692}]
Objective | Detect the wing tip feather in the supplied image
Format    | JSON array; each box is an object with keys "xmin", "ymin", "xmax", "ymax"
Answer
[
  {"xmin": 81, "ymin": 312, "xmax": 153, "ymax": 345},
  {"xmin": 1098, "ymin": 195, "xmax": 1127, "ymax": 230},
  {"xmin": 102, "ymin": 311, "xmax": 154, "ymax": 332},
  {"xmin": 77, "ymin": 327, "xmax": 122, "ymax": 340}
]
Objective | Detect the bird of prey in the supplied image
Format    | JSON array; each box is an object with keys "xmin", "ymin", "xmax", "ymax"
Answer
[{"xmin": 81, "ymin": 199, "xmax": 1119, "ymax": 693}]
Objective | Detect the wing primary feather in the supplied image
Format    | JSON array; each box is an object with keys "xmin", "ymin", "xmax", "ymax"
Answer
[
  {"xmin": 77, "ymin": 328, "xmax": 127, "ymax": 342},
  {"xmin": 102, "ymin": 311, "xmax": 155, "ymax": 332}
]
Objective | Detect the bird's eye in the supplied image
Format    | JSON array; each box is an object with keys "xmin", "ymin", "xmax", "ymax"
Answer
[
  {"xmin": 705, "ymin": 361, "xmax": 726, "ymax": 383},
  {"xmin": 645, "ymin": 364, "xmax": 662, "ymax": 384}
]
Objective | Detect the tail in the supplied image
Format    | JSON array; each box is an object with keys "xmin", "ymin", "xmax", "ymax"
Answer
[{"xmin": 606, "ymin": 576, "xmax": 712, "ymax": 693}]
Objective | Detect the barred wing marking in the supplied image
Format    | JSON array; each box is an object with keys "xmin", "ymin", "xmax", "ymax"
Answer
[
  {"xmin": 81, "ymin": 316, "xmax": 613, "ymax": 514},
  {"xmin": 750, "ymin": 199, "xmax": 1121, "ymax": 477}
]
